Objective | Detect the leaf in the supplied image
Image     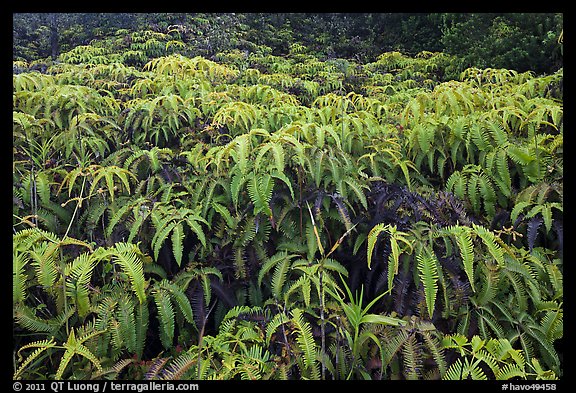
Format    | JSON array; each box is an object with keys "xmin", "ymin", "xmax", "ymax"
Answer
[
  {"xmin": 271, "ymin": 257, "xmax": 292, "ymax": 300},
  {"xmin": 212, "ymin": 202, "xmax": 235, "ymax": 228},
  {"xmin": 367, "ymin": 223, "xmax": 387, "ymax": 270},
  {"xmin": 247, "ymin": 173, "xmax": 273, "ymax": 217},
  {"xmin": 387, "ymin": 236, "xmax": 400, "ymax": 291},
  {"xmin": 134, "ymin": 301, "xmax": 149, "ymax": 359},
  {"xmin": 344, "ymin": 178, "xmax": 368, "ymax": 210},
  {"xmin": 230, "ymin": 172, "xmax": 245, "ymax": 210},
  {"xmin": 65, "ymin": 252, "xmax": 98, "ymax": 318},
  {"xmin": 30, "ymin": 243, "xmax": 58, "ymax": 289},
  {"xmin": 154, "ymin": 289, "xmax": 175, "ymax": 349},
  {"xmin": 117, "ymin": 297, "xmax": 136, "ymax": 352},
  {"xmin": 13, "ymin": 250, "xmax": 29, "ymax": 304},
  {"xmin": 171, "ymin": 222, "xmax": 185, "ymax": 267},
  {"xmin": 473, "ymin": 224, "xmax": 504, "ymax": 267},
  {"xmin": 360, "ymin": 313, "xmax": 406, "ymax": 327},
  {"xmin": 258, "ymin": 252, "xmax": 297, "ymax": 287},
  {"xmin": 152, "ymin": 221, "xmax": 177, "ymax": 261},
  {"xmin": 13, "ymin": 338, "xmax": 57, "ymax": 380},
  {"xmin": 291, "ymin": 309, "xmax": 317, "ymax": 371},
  {"xmin": 56, "ymin": 329, "xmax": 80, "ymax": 379},
  {"xmin": 110, "ymin": 243, "xmax": 147, "ymax": 304},
  {"xmin": 185, "ymin": 216, "xmax": 207, "ymax": 248},
  {"xmin": 164, "ymin": 281, "xmax": 195, "ymax": 326},
  {"xmin": 417, "ymin": 249, "xmax": 439, "ymax": 319},
  {"xmin": 453, "ymin": 227, "xmax": 476, "ymax": 292}
]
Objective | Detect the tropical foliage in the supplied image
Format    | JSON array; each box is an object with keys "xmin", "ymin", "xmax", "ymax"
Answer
[{"xmin": 13, "ymin": 16, "xmax": 562, "ymax": 381}]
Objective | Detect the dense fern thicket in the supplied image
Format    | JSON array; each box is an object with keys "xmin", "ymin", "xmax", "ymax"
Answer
[
  {"xmin": 13, "ymin": 20, "xmax": 562, "ymax": 381},
  {"xmin": 13, "ymin": 13, "xmax": 563, "ymax": 75}
]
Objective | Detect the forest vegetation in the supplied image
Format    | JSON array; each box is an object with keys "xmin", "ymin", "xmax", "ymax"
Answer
[{"xmin": 13, "ymin": 13, "xmax": 563, "ymax": 381}]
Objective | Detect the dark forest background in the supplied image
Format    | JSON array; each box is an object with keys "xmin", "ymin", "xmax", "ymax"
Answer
[{"xmin": 13, "ymin": 13, "xmax": 563, "ymax": 75}]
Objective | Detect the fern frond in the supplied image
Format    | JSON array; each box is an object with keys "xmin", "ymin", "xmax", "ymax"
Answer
[
  {"xmin": 248, "ymin": 173, "xmax": 274, "ymax": 217},
  {"xmin": 291, "ymin": 309, "xmax": 317, "ymax": 371},
  {"xmin": 162, "ymin": 280, "xmax": 195, "ymax": 326},
  {"xmin": 402, "ymin": 333, "xmax": 422, "ymax": 380},
  {"xmin": 145, "ymin": 357, "xmax": 170, "ymax": 380},
  {"xmin": 116, "ymin": 296, "xmax": 137, "ymax": 353},
  {"xmin": 55, "ymin": 329, "xmax": 104, "ymax": 379},
  {"xmin": 257, "ymin": 251, "xmax": 297, "ymax": 287},
  {"xmin": 265, "ymin": 311, "xmax": 289, "ymax": 345},
  {"xmin": 271, "ymin": 257, "xmax": 292, "ymax": 301},
  {"xmin": 421, "ymin": 331, "xmax": 447, "ymax": 376},
  {"xmin": 417, "ymin": 249, "xmax": 439, "ymax": 319},
  {"xmin": 65, "ymin": 252, "xmax": 98, "ymax": 318},
  {"xmin": 171, "ymin": 222, "xmax": 185, "ymax": 267},
  {"xmin": 110, "ymin": 243, "xmax": 146, "ymax": 304},
  {"xmin": 14, "ymin": 338, "xmax": 57, "ymax": 380},
  {"xmin": 497, "ymin": 363, "xmax": 525, "ymax": 380},
  {"xmin": 382, "ymin": 329, "xmax": 409, "ymax": 367},
  {"xmin": 367, "ymin": 223, "xmax": 386, "ymax": 270},
  {"xmin": 153, "ymin": 289, "xmax": 175, "ymax": 349},
  {"xmin": 134, "ymin": 300, "xmax": 149, "ymax": 359},
  {"xmin": 451, "ymin": 226, "xmax": 476, "ymax": 292},
  {"xmin": 161, "ymin": 352, "xmax": 198, "ymax": 380},
  {"xmin": 92, "ymin": 358, "xmax": 134, "ymax": 379},
  {"xmin": 473, "ymin": 224, "xmax": 504, "ymax": 267},
  {"xmin": 152, "ymin": 220, "xmax": 177, "ymax": 261},
  {"xmin": 13, "ymin": 250, "xmax": 29, "ymax": 304}
]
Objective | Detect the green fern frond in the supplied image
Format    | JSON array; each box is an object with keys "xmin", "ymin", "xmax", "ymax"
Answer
[
  {"xmin": 152, "ymin": 220, "xmax": 177, "ymax": 261},
  {"xmin": 247, "ymin": 173, "xmax": 274, "ymax": 217},
  {"xmin": 65, "ymin": 252, "xmax": 98, "ymax": 318},
  {"xmin": 343, "ymin": 178, "xmax": 368, "ymax": 210},
  {"xmin": 367, "ymin": 223, "xmax": 386, "ymax": 271},
  {"xmin": 162, "ymin": 280, "xmax": 195, "ymax": 326},
  {"xmin": 451, "ymin": 226, "xmax": 476, "ymax": 292},
  {"xmin": 56, "ymin": 328, "xmax": 104, "ymax": 379},
  {"xmin": 171, "ymin": 222, "xmax": 185, "ymax": 267},
  {"xmin": 473, "ymin": 224, "xmax": 504, "ymax": 267},
  {"xmin": 13, "ymin": 250, "xmax": 29, "ymax": 304},
  {"xmin": 161, "ymin": 352, "xmax": 198, "ymax": 380},
  {"xmin": 134, "ymin": 300, "xmax": 149, "ymax": 360},
  {"xmin": 117, "ymin": 296, "xmax": 137, "ymax": 353},
  {"xmin": 417, "ymin": 249, "xmax": 439, "ymax": 319},
  {"xmin": 271, "ymin": 257, "xmax": 292, "ymax": 301},
  {"xmin": 14, "ymin": 338, "xmax": 57, "ymax": 380},
  {"xmin": 421, "ymin": 331, "xmax": 447, "ymax": 376},
  {"xmin": 291, "ymin": 308, "xmax": 317, "ymax": 373},
  {"xmin": 110, "ymin": 242, "xmax": 147, "ymax": 304},
  {"xmin": 265, "ymin": 312, "xmax": 290, "ymax": 345},
  {"xmin": 153, "ymin": 289, "xmax": 175, "ymax": 349},
  {"xmin": 382, "ymin": 329, "xmax": 409, "ymax": 367}
]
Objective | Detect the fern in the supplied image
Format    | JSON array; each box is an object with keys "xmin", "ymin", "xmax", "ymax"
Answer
[
  {"xmin": 416, "ymin": 249, "xmax": 439, "ymax": 319},
  {"xmin": 55, "ymin": 328, "xmax": 106, "ymax": 379},
  {"xmin": 447, "ymin": 226, "xmax": 476, "ymax": 291},
  {"xmin": 367, "ymin": 223, "xmax": 413, "ymax": 292},
  {"xmin": 247, "ymin": 172, "xmax": 274, "ymax": 217},
  {"xmin": 160, "ymin": 352, "xmax": 198, "ymax": 380},
  {"xmin": 108, "ymin": 243, "xmax": 147, "ymax": 304},
  {"xmin": 65, "ymin": 252, "xmax": 98, "ymax": 318},
  {"xmin": 160, "ymin": 280, "xmax": 195, "ymax": 326},
  {"xmin": 13, "ymin": 338, "xmax": 57, "ymax": 380},
  {"xmin": 291, "ymin": 308, "xmax": 318, "ymax": 376},
  {"xmin": 13, "ymin": 249, "xmax": 29, "ymax": 304},
  {"xmin": 442, "ymin": 334, "xmax": 557, "ymax": 380},
  {"xmin": 153, "ymin": 289, "xmax": 175, "ymax": 349}
]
